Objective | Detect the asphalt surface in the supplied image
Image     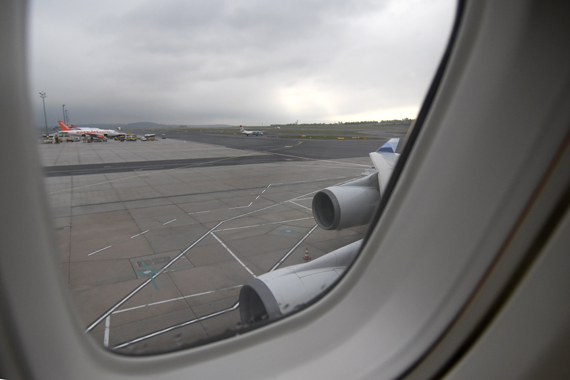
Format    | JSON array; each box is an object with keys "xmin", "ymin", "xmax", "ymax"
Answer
[
  {"xmin": 43, "ymin": 154, "xmax": 305, "ymax": 177},
  {"xmin": 43, "ymin": 136, "xmax": 373, "ymax": 353},
  {"xmin": 42, "ymin": 132, "xmax": 389, "ymax": 177},
  {"xmin": 167, "ymin": 131, "xmax": 387, "ymax": 159}
]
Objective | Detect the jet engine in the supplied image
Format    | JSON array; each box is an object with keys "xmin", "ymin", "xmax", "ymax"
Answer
[
  {"xmin": 239, "ymin": 240, "xmax": 362, "ymax": 325},
  {"xmin": 312, "ymin": 137, "xmax": 400, "ymax": 230},
  {"xmin": 312, "ymin": 173, "xmax": 380, "ymax": 230},
  {"xmin": 239, "ymin": 139, "xmax": 399, "ymax": 325}
]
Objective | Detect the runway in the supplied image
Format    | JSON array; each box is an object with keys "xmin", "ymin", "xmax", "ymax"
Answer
[
  {"xmin": 41, "ymin": 132, "xmax": 387, "ymax": 176},
  {"xmin": 43, "ymin": 154, "xmax": 306, "ymax": 177},
  {"xmin": 167, "ymin": 130, "xmax": 387, "ymax": 159}
]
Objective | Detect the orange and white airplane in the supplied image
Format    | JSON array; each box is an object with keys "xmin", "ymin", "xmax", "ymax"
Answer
[{"xmin": 58, "ymin": 120, "xmax": 126, "ymax": 139}]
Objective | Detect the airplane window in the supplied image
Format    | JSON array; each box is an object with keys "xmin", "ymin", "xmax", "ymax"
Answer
[{"xmin": 31, "ymin": 0, "xmax": 456, "ymax": 354}]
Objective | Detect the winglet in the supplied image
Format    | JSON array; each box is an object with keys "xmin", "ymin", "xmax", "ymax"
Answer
[
  {"xmin": 370, "ymin": 138, "xmax": 400, "ymax": 195},
  {"xmin": 377, "ymin": 138, "xmax": 399, "ymax": 154}
]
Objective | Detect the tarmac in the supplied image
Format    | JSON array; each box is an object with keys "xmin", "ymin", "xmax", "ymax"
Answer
[{"xmin": 39, "ymin": 135, "xmax": 376, "ymax": 354}]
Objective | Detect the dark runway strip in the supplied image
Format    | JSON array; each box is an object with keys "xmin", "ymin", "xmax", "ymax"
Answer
[
  {"xmin": 44, "ymin": 133, "xmax": 390, "ymax": 177},
  {"xmin": 168, "ymin": 132, "xmax": 386, "ymax": 160},
  {"xmin": 43, "ymin": 154, "xmax": 305, "ymax": 177}
]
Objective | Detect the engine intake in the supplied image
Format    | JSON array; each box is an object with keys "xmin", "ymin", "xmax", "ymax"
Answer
[
  {"xmin": 312, "ymin": 173, "xmax": 380, "ymax": 230},
  {"xmin": 239, "ymin": 241, "xmax": 362, "ymax": 325}
]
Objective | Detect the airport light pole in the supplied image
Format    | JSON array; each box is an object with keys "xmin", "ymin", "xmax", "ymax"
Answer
[
  {"xmin": 39, "ymin": 92, "xmax": 48, "ymax": 136},
  {"xmin": 65, "ymin": 109, "xmax": 69, "ymax": 125},
  {"xmin": 62, "ymin": 104, "xmax": 65, "ymax": 124}
]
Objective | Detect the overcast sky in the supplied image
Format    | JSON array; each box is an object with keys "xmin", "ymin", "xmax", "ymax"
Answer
[{"xmin": 28, "ymin": 0, "xmax": 455, "ymax": 127}]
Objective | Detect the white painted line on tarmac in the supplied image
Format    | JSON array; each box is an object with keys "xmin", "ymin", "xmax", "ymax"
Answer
[
  {"xmin": 214, "ymin": 217, "xmax": 313, "ymax": 232},
  {"xmin": 112, "ymin": 302, "xmax": 240, "ymax": 350},
  {"xmin": 104, "ymin": 316, "xmax": 110, "ymax": 347},
  {"xmin": 87, "ymin": 179, "xmax": 354, "ymax": 332},
  {"xmin": 196, "ymin": 210, "xmax": 210, "ymax": 214},
  {"xmin": 113, "ymin": 286, "xmax": 242, "ymax": 314},
  {"xmin": 87, "ymin": 245, "xmax": 112, "ymax": 256},
  {"xmin": 255, "ymin": 195, "xmax": 260, "ymax": 200},
  {"xmin": 247, "ymin": 202, "xmax": 253, "ymax": 207},
  {"xmin": 130, "ymin": 230, "xmax": 149, "ymax": 238},
  {"xmin": 212, "ymin": 233, "xmax": 256, "ymax": 277},
  {"xmin": 268, "ymin": 151, "xmax": 370, "ymax": 168},
  {"xmin": 271, "ymin": 217, "xmax": 313, "ymax": 224},
  {"xmin": 114, "ymin": 304, "xmax": 146, "ymax": 313},
  {"xmin": 288, "ymin": 200, "xmax": 311, "ymax": 211},
  {"xmin": 270, "ymin": 225, "xmax": 318, "ymax": 272},
  {"xmin": 163, "ymin": 218, "xmax": 177, "ymax": 225},
  {"xmin": 88, "ymin": 176, "xmax": 362, "ymax": 343},
  {"xmin": 216, "ymin": 224, "xmax": 261, "ymax": 232},
  {"xmin": 86, "ymin": 221, "xmax": 226, "ymax": 332}
]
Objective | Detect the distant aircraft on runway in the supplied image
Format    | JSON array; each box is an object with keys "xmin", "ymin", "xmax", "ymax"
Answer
[
  {"xmin": 58, "ymin": 121, "xmax": 126, "ymax": 139},
  {"xmin": 239, "ymin": 138, "xmax": 400, "ymax": 324},
  {"xmin": 240, "ymin": 125, "xmax": 263, "ymax": 136}
]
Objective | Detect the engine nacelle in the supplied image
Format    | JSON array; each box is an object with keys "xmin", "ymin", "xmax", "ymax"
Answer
[
  {"xmin": 239, "ymin": 240, "xmax": 362, "ymax": 325},
  {"xmin": 312, "ymin": 173, "xmax": 380, "ymax": 230}
]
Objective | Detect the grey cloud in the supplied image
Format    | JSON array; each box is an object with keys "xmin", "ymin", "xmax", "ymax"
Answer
[{"xmin": 30, "ymin": 0, "xmax": 456, "ymax": 126}]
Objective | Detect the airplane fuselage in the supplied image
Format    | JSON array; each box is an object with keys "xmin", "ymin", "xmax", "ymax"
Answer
[
  {"xmin": 59, "ymin": 121, "xmax": 125, "ymax": 138},
  {"xmin": 64, "ymin": 128, "xmax": 120, "ymax": 137},
  {"xmin": 240, "ymin": 125, "xmax": 263, "ymax": 136}
]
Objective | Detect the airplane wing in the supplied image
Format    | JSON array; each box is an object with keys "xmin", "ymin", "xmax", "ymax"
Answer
[
  {"xmin": 240, "ymin": 138, "xmax": 400, "ymax": 324},
  {"xmin": 240, "ymin": 241, "xmax": 362, "ymax": 324}
]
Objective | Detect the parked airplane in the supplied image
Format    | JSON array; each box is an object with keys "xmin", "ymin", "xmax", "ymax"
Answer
[
  {"xmin": 58, "ymin": 120, "xmax": 126, "ymax": 139},
  {"xmin": 240, "ymin": 125, "xmax": 263, "ymax": 136},
  {"xmin": 240, "ymin": 138, "xmax": 399, "ymax": 323},
  {"xmin": 2, "ymin": 1, "xmax": 570, "ymax": 380}
]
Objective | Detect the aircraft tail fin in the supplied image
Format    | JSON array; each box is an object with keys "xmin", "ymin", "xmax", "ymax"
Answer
[{"xmin": 59, "ymin": 120, "xmax": 72, "ymax": 131}]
